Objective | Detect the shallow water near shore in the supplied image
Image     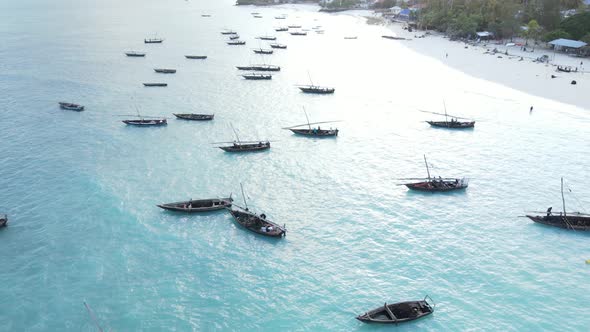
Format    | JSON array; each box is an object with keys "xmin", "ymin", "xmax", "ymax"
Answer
[{"xmin": 0, "ymin": 0, "xmax": 589, "ymax": 331}]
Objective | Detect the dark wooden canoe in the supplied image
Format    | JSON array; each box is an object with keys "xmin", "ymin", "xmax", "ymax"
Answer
[
  {"xmin": 125, "ymin": 52, "xmax": 146, "ymax": 57},
  {"xmin": 227, "ymin": 206, "xmax": 286, "ymax": 237},
  {"xmin": 237, "ymin": 65, "xmax": 280, "ymax": 71},
  {"xmin": 290, "ymin": 128, "xmax": 338, "ymax": 137},
  {"xmin": 144, "ymin": 38, "xmax": 163, "ymax": 43},
  {"xmin": 185, "ymin": 55, "xmax": 207, "ymax": 59},
  {"xmin": 219, "ymin": 141, "xmax": 270, "ymax": 152},
  {"xmin": 298, "ymin": 85, "xmax": 335, "ymax": 94},
  {"xmin": 426, "ymin": 120, "xmax": 475, "ymax": 128},
  {"xmin": 0, "ymin": 214, "xmax": 7, "ymax": 227},
  {"xmin": 227, "ymin": 41, "xmax": 246, "ymax": 45},
  {"xmin": 229, "ymin": 35, "xmax": 240, "ymax": 40},
  {"xmin": 173, "ymin": 113, "xmax": 214, "ymax": 121},
  {"xmin": 59, "ymin": 102, "xmax": 84, "ymax": 111},
  {"xmin": 154, "ymin": 68, "xmax": 176, "ymax": 73},
  {"xmin": 405, "ymin": 178, "xmax": 468, "ymax": 192},
  {"xmin": 143, "ymin": 83, "xmax": 167, "ymax": 87},
  {"xmin": 270, "ymin": 43, "xmax": 287, "ymax": 49},
  {"xmin": 122, "ymin": 119, "xmax": 167, "ymax": 126},
  {"xmin": 257, "ymin": 36, "xmax": 277, "ymax": 41},
  {"xmin": 253, "ymin": 48, "xmax": 273, "ymax": 54},
  {"xmin": 357, "ymin": 297, "xmax": 435, "ymax": 324},
  {"xmin": 157, "ymin": 197, "xmax": 233, "ymax": 212},
  {"xmin": 526, "ymin": 214, "xmax": 590, "ymax": 231},
  {"xmin": 221, "ymin": 30, "xmax": 237, "ymax": 35},
  {"xmin": 242, "ymin": 73, "xmax": 272, "ymax": 80}
]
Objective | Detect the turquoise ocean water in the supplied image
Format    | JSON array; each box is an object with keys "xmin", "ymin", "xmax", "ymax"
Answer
[{"xmin": 1, "ymin": 0, "xmax": 589, "ymax": 330}]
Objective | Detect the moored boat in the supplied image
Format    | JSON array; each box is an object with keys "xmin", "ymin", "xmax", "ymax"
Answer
[
  {"xmin": 290, "ymin": 31, "xmax": 307, "ymax": 36},
  {"xmin": 283, "ymin": 109, "xmax": 339, "ymax": 137},
  {"xmin": 59, "ymin": 102, "xmax": 85, "ymax": 111},
  {"xmin": 218, "ymin": 141, "xmax": 270, "ymax": 152},
  {"xmin": 298, "ymin": 85, "xmax": 335, "ymax": 94},
  {"xmin": 157, "ymin": 197, "xmax": 233, "ymax": 212},
  {"xmin": 125, "ymin": 51, "xmax": 146, "ymax": 57},
  {"xmin": 221, "ymin": 30, "xmax": 237, "ymax": 35},
  {"xmin": 227, "ymin": 184, "xmax": 286, "ymax": 237},
  {"xmin": 253, "ymin": 48, "xmax": 273, "ymax": 54},
  {"xmin": 143, "ymin": 83, "xmax": 167, "ymax": 87},
  {"xmin": 173, "ymin": 113, "xmax": 214, "ymax": 121},
  {"xmin": 0, "ymin": 214, "xmax": 7, "ymax": 227},
  {"xmin": 275, "ymin": 27, "xmax": 288, "ymax": 32},
  {"xmin": 122, "ymin": 118, "xmax": 167, "ymax": 126},
  {"xmin": 525, "ymin": 178, "xmax": 590, "ymax": 231},
  {"xmin": 237, "ymin": 64, "xmax": 280, "ymax": 71},
  {"xmin": 257, "ymin": 36, "xmax": 277, "ymax": 41},
  {"xmin": 242, "ymin": 73, "xmax": 272, "ymax": 80},
  {"xmin": 185, "ymin": 55, "xmax": 207, "ymax": 59},
  {"xmin": 229, "ymin": 35, "xmax": 240, "ymax": 40},
  {"xmin": 423, "ymin": 101, "xmax": 475, "ymax": 129},
  {"xmin": 269, "ymin": 43, "xmax": 287, "ymax": 49},
  {"xmin": 227, "ymin": 40, "xmax": 246, "ymax": 45},
  {"xmin": 401, "ymin": 155, "xmax": 468, "ymax": 192},
  {"xmin": 144, "ymin": 38, "xmax": 164, "ymax": 43},
  {"xmin": 288, "ymin": 25, "xmax": 301, "ymax": 28},
  {"xmin": 357, "ymin": 296, "xmax": 435, "ymax": 324},
  {"xmin": 154, "ymin": 68, "xmax": 176, "ymax": 73}
]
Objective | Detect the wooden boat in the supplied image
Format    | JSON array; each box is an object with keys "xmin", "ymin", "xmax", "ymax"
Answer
[
  {"xmin": 157, "ymin": 197, "xmax": 232, "ymax": 212},
  {"xmin": 0, "ymin": 214, "xmax": 7, "ymax": 227},
  {"xmin": 382, "ymin": 35, "xmax": 406, "ymax": 40},
  {"xmin": 125, "ymin": 51, "xmax": 146, "ymax": 57},
  {"xmin": 253, "ymin": 15, "xmax": 262, "ymax": 18},
  {"xmin": 229, "ymin": 35, "xmax": 240, "ymax": 40},
  {"xmin": 423, "ymin": 101, "xmax": 475, "ymax": 129},
  {"xmin": 123, "ymin": 118, "xmax": 167, "ymax": 126},
  {"xmin": 242, "ymin": 73, "xmax": 272, "ymax": 80},
  {"xmin": 257, "ymin": 36, "xmax": 277, "ymax": 41},
  {"xmin": 290, "ymin": 31, "xmax": 307, "ymax": 36},
  {"xmin": 298, "ymin": 85, "xmax": 334, "ymax": 94},
  {"xmin": 185, "ymin": 55, "xmax": 207, "ymax": 59},
  {"xmin": 253, "ymin": 48, "xmax": 273, "ymax": 54},
  {"xmin": 59, "ymin": 102, "xmax": 84, "ymax": 111},
  {"xmin": 144, "ymin": 38, "xmax": 164, "ymax": 43},
  {"xmin": 227, "ymin": 40, "xmax": 246, "ymax": 45},
  {"xmin": 275, "ymin": 16, "xmax": 286, "ymax": 19},
  {"xmin": 283, "ymin": 109, "xmax": 339, "ymax": 137},
  {"xmin": 143, "ymin": 83, "xmax": 167, "ymax": 87},
  {"xmin": 201, "ymin": 14, "xmax": 211, "ymax": 17},
  {"xmin": 173, "ymin": 113, "xmax": 214, "ymax": 121},
  {"xmin": 526, "ymin": 178, "xmax": 590, "ymax": 231},
  {"xmin": 357, "ymin": 296, "xmax": 435, "ymax": 324},
  {"xmin": 288, "ymin": 25, "xmax": 301, "ymax": 28},
  {"xmin": 154, "ymin": 68, "xmax": 176, "ymax": 74},
  {"xmin": 221, "ymin": 30, "xmax": 237, "ymax": 35},
  {"xmin": 401, "ymin": 155, "xmax": 468, "ymax": 192},
  {"xmin": 557, "ymin": 65, "xmax": 576, "ymax": 73},
  {"xmin": 344, "ymin": 36, "xmax": 358, "ymax": 39},
  {"xmin": 227, "ymin": 184, "xmax": 286, "ymax": 237},
  {"xmin": 219, "ymin": 141, "xmax": 270, "ymax": 152},
  {"xmin": 269, "ymin": 43, "xmax": 287, "ymax": 49},
  {"xmin": 237, "ymin": 64, "xmax": 280, "ymax": 71},
  {"xmin": 275, "ymin": 27, "xmax": 288, "ymax": 32}
]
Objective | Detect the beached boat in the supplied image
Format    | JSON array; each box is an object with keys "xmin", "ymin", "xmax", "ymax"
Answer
[
  {"xmin": 154, "ymin": 68, "xmax": 176, "ymax": 73},
  {"xmin": 227, "ymin": 40, "xmax": 246, "ymax": 45},
  {"xmin": 557, "ymin": 65, "xmax": 577, "ymax": 73},
  {"xmin": 283, "ymin": 109, "xmax": 339, "ymax": 137},
  {"xmin": 157, "ymin": 197, "xmax": 233, "ymax": 212},
  {"xmin": 401, "ymin": 155, "xmax": 468, "ymax": 192},
  {"xmin": 227, "ymin": 184, "xmax": 286, "ymax": 237},
  {"xmin": 275, "ymin": 27, "xmax": 288, "ymax": 32},
  {"xmin": 221, "ymin": 30, "xmax": 237, "ymax": 35},
  {"xmin": 257, "ymin": 36, "xmax": 277, "ymax": 41},
  {"xmin": 0, "ymin": 214, "xmax": 7, "ymax": 227},
  {"xmin": 253, "ymin": 48, "xmax": 273, "ymax": 54},
  {"xmin": 290, "ymin": 31, "xmax": 307, "ymax": 36},
  {"xmin": 357, "ymin": 296, "xmax": 435, "ymax": 324},
  {"xmin": 526, "ymin": 178, "xmax": 590, "ymax": 231},
  {"xmin": 236, "ymin": 64, "xmax": 280, "ymax": 71},
  {"xmin": 173, "ymin": 113, "xmax": 214, "ymax": 121},
  {"xmin": 423, "ymin": 101, "xmax": 475, "ymax": 129},
  {"xmin": 59, "ymin": 102, "xmax": 84, "ymax": 111},
  {"xmin": 125, "ymin": 51, "xmax": 146, "ymax": 57},
  {"xmin": 242, "ymin": 73, "xmax": 272, "ymax": 80},
  {"xmin": 185, "ymin": 55, "xmax": 207, "ymax": 59},
  {"xmin": 143, "ymin": 83, "xmax": 167, "ymax": 87},
  {"xmin": 269, "ymin": 43, "xmax": 287, "ymax": 49},
  {"xmin": 144, "ymin": 37, "xmax": 164, "ymax": 43}
]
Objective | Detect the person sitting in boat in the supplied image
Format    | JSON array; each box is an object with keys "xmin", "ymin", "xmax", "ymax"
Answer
[
  {"xmin": 266, "ymin": 225, "xmax": 274, "ymax": 232},
  {"xmin": 258, "ymin": 141, "xmax": 263, "ymax": 147}
]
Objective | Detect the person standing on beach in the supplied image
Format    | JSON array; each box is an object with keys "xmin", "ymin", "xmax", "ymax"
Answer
[{"xmin": 530, "ymin": 106, "xmax": 533, "ymax": 113}]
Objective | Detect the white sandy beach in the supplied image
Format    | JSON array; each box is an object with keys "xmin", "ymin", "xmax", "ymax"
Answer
[{"xmin": 379, "ymin": 20, "xmax": 589, "ymax": 110}]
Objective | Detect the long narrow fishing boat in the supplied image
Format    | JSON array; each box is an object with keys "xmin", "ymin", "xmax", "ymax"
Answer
[
  {"xmin": 185, "ymin": 55, "xmax": 207, "ymax": 59},
  {"xmin": 424, "ymin": 101, "xmax": 475, "ymax": 129},
  {"xmin": 298, "ymin": 72, "xmax": 334, "ymax": 94},
  {"xmin": 227, "ymin": 40, "xmax": 246, "ymax": 45},
  {"xmin": 257, "ymin": 36, "xmax": 277, "ymax": 41},
  {"xmin": 227, "ymin": 184, "xmax": 286, "ymax": 237},
  {"xmin": 357, "ymin": 296, "xmax": 435, "ymax": 324},
  {"xmin": 525, "ymin": 178, "xmax": 590, "ymax": 231},
  {"xmin": 125, "ymin": 51, "xmax": 146, "ymax": 57},
  {"xmin": 290, "ymin": 31, "xmax": 307, "ymax": 36},
  {"xmin": 382, "ymin": 35, "xmax": 406, "ymax": 40},
  {"xmin": 253, "ymin": 48, "xmax": 273, "ymax": 54},
  {"xmin": 242, "ymin": 73, "xmax": 272, "ymax": 80},
  {"xmin": 173, "ymin": 113, "xmax": 214, "ymax": 121},
  {"xmin": 143, "ymin": 83, "xmax": 167, "ymax": 87},
  {"xmin": 288, "ymin": 25, "xmax": 301, "ymax": 28},
  {"xmin": 229, "ymin": 35, "xmax": 240, "ymax": 40},
  {"xmin": 144, "ymin": 37, "xmax": 164, "ymax": 43},
  {"xmin": 154, "ymin": 68, "xmax": 176, "ymax": 73},
  {"xmin": 59, "ymin": 102, "xmax": 85, "ymax": 111},
  {"xmin": 0, "ymin": 214, "xmax": 7, "ymax": 227},
  {"xmin": 219, "ymin": 141, "xmax": 270, "ymax": 152},
  {"xmin": 221, "ymin": 30, "xmax": 237, "ymax": 35},
  {"xmin": 157, "ymin": 197, "xmax": 233, "ymax": 212},
  {"xmin": 236, "ymin": 64, "xmax": 280, "ymax": 71},
  {"xmin": 269, "ymin": 43, "xmax": 287, "ymax": 49},
  {"xmin": 123, "ymin": 118, "xmax": 167, "ymax": 126},
  {"xmin": 275, "ymin": 27, "xmax": 288, "ymax": 32},
  {"xmin": 401, "ymin": 155, "xmax": 468, "ymax": 192},
  {"xmin": 283, "ymin": 108, "xmax": 339, "ymax": 137}
]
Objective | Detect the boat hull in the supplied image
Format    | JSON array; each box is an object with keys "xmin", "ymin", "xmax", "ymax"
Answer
[
  {"xmin": 143, "ymin": 83, "xmax": 167, "ymax": 87},
  {"xmin": 158, "ymin": 198, "xmax": 233, "ymax": 213},
  {"xmin": 59, "ymin": 102, "xmax": 84, "ymax": 111},
  {"xmin": 526, "ymin": 215, "xmax": 590, "ymax": 231},
  {"xmin": 227, "ymin": 207, "xmax": 286, "ymax": 237},
  {"xmin": 122, "ymin": 119, "xmax": 167, "ymax": 126},
  {"xmin": 357, "ymin": 300, "xmax": 434, "ymax": 324},
  {"xmin": 242, "ymin": 75, "xmax": 272, "ymax": 80},
  {"xmin": 427, "ymin": 121, "xmax": 475, "ymax": 129},
  {"xmin": 185, "ymin": 55, "xmax": 207, "ymax": 59},
  {"xmin": 154, "ymin": 69, "xmax": 176, "ymax": 73},
  {"xmin": 219, "ymin": 143, "xmax": 270, "ymax": 152},
  {"xmin": 173, "ymin": 113, "xmax": 214, "ymax": 121},
  {"xmin": 298, "ymin": 86, "xmax": 335, "ymax": 94},
  {"xmin": 125, "ymin": 53, "xmax": 145, "ymax": 57},
  {"xmin": 290, "ymin": 128, "xmax": 338, "ymax": 137},
  {"xmin": 405, "ymin": 179, "xmax": 468, "ymax": 192}
]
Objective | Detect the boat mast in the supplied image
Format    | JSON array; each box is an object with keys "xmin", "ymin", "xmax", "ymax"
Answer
[
  {"xmin": 240, "ymin": 182, "xmax": 248, "ymax": 210},
  {"xmin": 303, "ymin": 106, "xmax": 312, "ymax": 130},
  {"xmin": 443, "ymin": 99, "xmax": 449, "ymax": 126},
  {"xmin": 230, "ymin": 123, "xmax": 241, "ymax": 144},
  {"xmin": 307, "ymin": 70, "xmax": 314, "ymax": 87},
  {"xmin": 424, "ymin": 154, "xmax": 431, "ymax": 181},
  {"xmin": 561, "ymin": 177, "xmax": 567, "ymax": 216}
]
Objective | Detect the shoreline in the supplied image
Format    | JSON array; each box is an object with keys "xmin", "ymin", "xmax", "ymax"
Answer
[{"xmin": 378, "ymin": 20, "xmax": 588, "ymax": 110}]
